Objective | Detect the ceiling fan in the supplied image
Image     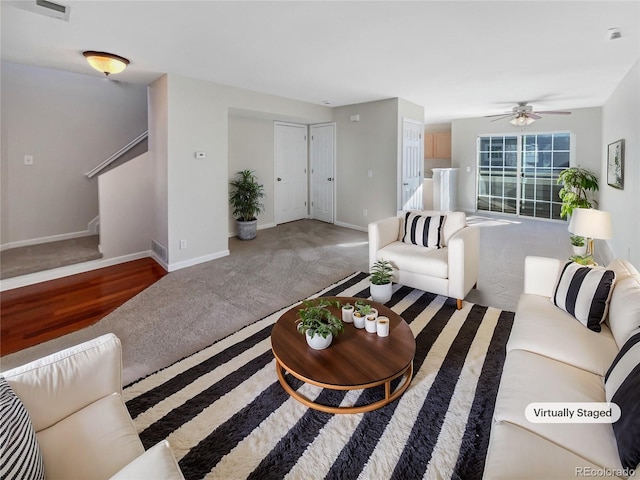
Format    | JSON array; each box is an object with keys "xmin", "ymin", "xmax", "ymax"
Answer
[{"xmin": 486, "ymin": 102, "xmax": 572, "ymax": 126}]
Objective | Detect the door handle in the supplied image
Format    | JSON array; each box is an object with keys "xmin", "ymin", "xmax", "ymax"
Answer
[
  {"xmin": 277, "ymin": 177, "xmax": 282, "ymax": 181},
  {"xmin": 327, "ymin": 177, "xmax": 333, "ymax": 181},
  {"xmin": 403, "ymin": 183, "xmax": 409, "ymax": 186}
]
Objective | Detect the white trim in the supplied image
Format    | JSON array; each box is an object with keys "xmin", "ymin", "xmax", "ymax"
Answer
[
  {"xmin": 334, "ymin": 221, "xmax": 368, "ymax": 233},
  {"xmin": 88, "ymin": 216, "xmax": 100, "ymax": 234},
  {"xmin": 0, "ymin": 230, "xmax": 94, "ymax": 251},
  {"xmin": 167, "ymin": 250, "xmax": 230, "ymax": 272},
  {"xmin": 0, "ymin": 251, "xmax": 157, "ymax": 292}
]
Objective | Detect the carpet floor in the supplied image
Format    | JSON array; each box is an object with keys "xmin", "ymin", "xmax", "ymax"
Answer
[{"xmin": 124, "ymin": 272, "xmax": 514, "ymax": 480}]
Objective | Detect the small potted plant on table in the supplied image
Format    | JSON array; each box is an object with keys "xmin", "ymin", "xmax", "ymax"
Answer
[
  {"xmin": 570, "ymin": 234, "xmax": 587, "ymax": 256},
  {"xmin": 370, "ymin": 259, "xmax": 393, "ymax": 303},
  {"xmin": 296, "ymin": 298, "xmax": 344, "ymax": 350}
]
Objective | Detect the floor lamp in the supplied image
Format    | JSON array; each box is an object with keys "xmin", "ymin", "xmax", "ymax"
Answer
[{"xmin": 568, "ymin": 208, "xmax": 613, "ymax": 261}]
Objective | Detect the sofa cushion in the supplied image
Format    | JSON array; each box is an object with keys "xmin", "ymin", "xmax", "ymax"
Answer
[
  {"xmin": 605, "ymin": 327, "xmax": 640, "ymax": 470},
  {"xmin": 483, "ymin": 421, "xmax": 623, "ymax": 480},
  {"xmin": 110, "ymin": 441, "xmax": 184, "ymax": 480},
  {"xmin": 401, "ymin": 212, "xmax": 444, "ymax": 248},
  {"xmin": 37, "ymin": 392, "xmax": 144, "ymax": 480},
  {"xmin": 378, "ymin": 242, "xmax": 448, "ymax": 279},
  {"xmin": 552, "ymin": 262, "xmax": 616, "ymax": 331},
  {"xmin": 493, "ymin": 350, "xmax": 622, "ymax": 472},
  {"xmin": 607, "ymin": 274, "xmax": 640, "ymax": 350},
  {"xmin": 0, "ymin": 376, "xmax": 45, "ymax": 480},
  {"xmin": 511, "ymin": 294, "xmax": 619, "ymax": 376}
]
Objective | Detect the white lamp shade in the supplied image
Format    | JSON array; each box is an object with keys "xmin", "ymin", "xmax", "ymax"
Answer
[{"xmin": 568, "ymin": 208, "xmax": 613, "ymax": 240}]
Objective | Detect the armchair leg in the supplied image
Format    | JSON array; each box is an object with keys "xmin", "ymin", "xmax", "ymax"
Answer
[
  {"xmin": 456, "ymin": 299, "xmax": 463, "ymax": 310},
  {"xmin": 473, "ymin": 282, "xmax": 477, "ymax": 289}
]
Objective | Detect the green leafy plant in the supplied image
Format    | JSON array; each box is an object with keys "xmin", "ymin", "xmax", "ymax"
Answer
[
  {"xmin": 229, "ymin": 169, "xmax": 265, "ymax": 221},
  {"xmin": 370, "ymin": 259, "xmax": 393, "ymax": 285},
  {"xmin": 296, "ymin": 299, "xmax": 343, "ymax": 339},
  {"xmin": 570, "ymin": 254, "xmax": 596, "ymax": 266},
  {"xmin": 557, "ymin": 167, "xmax": 599, "ymax": 219},
  {"xmin": 569, "ymin": 235, "xmax": 585, "ymax": 247},
  {"xmin": 354, "ymin": 300, "xmax": 373, "ymax": 317}
]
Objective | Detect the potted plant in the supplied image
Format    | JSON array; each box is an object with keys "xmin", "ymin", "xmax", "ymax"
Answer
[
  {"xmin": 570, "ymin": 254, "xmax": 596, "ymax": 266},
  {"xmin": 557, "ymin": 167, "xmax": 599, "ymax": 219},
  {"xmin": 229, "ymin": 169, "xmax": 265, "ymax": 240},
  {"xmin": 370, "ymin": 259, "xmax": 393, "ymax": 303},
  {"xmin": 296, "ymin": 298, "xmax": 343, "ymax": 350},
  {"xmin": 570, "ymin": 234, "xmax": 587, "ymax": 256}
]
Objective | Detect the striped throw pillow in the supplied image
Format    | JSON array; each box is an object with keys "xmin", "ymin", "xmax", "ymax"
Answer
[
  {"xmin": 551, "ymin": 262, "xmax": 616, "ymax": 331},
  {"xmin": 605, "ymin": 327, "xmax": 640, "ymax": 470},
  {"xmin": 0, "ymin": 376, "xmax": 45, "ymax": 480},
  {"xmin": 401, "ymin": 212, "xmax": 444, "ymax": 248}
]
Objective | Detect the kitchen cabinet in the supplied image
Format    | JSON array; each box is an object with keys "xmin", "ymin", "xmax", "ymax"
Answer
[{"xmin": 424, "ymin": 132, "xmax": 451, "ymax": 159}]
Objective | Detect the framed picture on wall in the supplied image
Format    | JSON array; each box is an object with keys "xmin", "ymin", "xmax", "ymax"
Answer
[{"xmin": 607, "ymin": 139, "xmax": 624, "ymax": 189}]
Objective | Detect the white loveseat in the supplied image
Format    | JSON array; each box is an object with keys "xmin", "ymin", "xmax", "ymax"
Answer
[
  {"xmin": 2, "ymin": 333, "xmax": 184, "ymax": 480},
  {"xmin": 368, "ymin": 210, "xmax": 479, "ymax": 309},
  {"xmin": 484, "ymin": 256, "xmax": 640, "ymax": 479}
]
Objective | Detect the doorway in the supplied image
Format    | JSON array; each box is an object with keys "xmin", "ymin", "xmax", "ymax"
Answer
[
  {"xmin": 274, "ymin": 122, "xmax": 308, "ymax": 224},
  {"xmin": 310, "ymin": 123, "xmax": 336, "ymax": 223}
]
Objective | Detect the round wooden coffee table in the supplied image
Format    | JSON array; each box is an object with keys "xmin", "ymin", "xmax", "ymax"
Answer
[{"xmin": 271, "ymin": 296, "xmax": 415, "ymax": 414}]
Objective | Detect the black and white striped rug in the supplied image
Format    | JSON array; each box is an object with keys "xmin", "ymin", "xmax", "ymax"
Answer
[{"xmin": 123, "ymin": 272, "xmax": 514, "ymax": 480}]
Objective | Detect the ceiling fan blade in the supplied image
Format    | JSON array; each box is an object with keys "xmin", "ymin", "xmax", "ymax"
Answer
[
  {"xmin": 485, "ymin": 113, "xmax": 511, "ymax": 118},
  {"xmin": 490, "ymin": 114, "xmax": 515, "ymax": 122},
  {"xmin": 527, "ymin": 113, "xmax": 542, "ymax": 120},
  {"xmin": 534, "ymin": 110, "xmax": 572, "ymax": 115}
]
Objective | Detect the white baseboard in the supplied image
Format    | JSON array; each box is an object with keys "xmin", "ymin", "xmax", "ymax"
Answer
[
  {"xmin": 1, "ymin": 230, "xmax": 94, "ymax": 252},
  {"xmin": 0, "ymin": 251, "xmax": 155, "ymax": 292},
  {"xmin": 334, "ymin": 221, "xmax": 368, "ymax": 233},
  {"xmin": 167, "ymin": 250, "xmax": 230, "ymax": 272}
]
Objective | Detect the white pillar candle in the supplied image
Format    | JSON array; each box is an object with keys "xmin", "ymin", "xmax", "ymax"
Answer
[
  {"xmin": 365, "ymin": 315, "xmax": 377, "ymax": 333},
  {"xmin": 376, "ymin": 316, "xmax": 390, "ymax": 337},
  {"xmin": 342, "ymin": 305, "xmax": 354, "ymax": 323}
]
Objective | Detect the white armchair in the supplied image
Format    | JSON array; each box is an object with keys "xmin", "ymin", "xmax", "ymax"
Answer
[
  {"xmin": 1, "ymin": 333, "xmax": 184, "ymax": 480},
  {"xmin": 368, "ymin": 210, "xmax": 479, "ymax": 309}
]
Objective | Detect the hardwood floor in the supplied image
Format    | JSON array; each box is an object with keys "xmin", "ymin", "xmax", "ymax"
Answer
[{"xmin": 1, "ymin": 258, "xmax": 167, "ymax": 356}]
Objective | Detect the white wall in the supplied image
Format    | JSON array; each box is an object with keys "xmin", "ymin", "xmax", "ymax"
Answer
[
  {"xmin": 0, "ymin": 62, "xmax": 147, "ymax": 245},
  {"xmin": 148, "ymin": 74, "xmax": 332, "ymax": 271},
  {"xmin": 228, "ymin": 115, "xmax": 276, "ymax": 235},
  {"xmin": 601, "ymin": 60, "xmax": 639, "ymax": 266},
  {"xmin": 98, "ymin": 152, "xmax": 153, "ymax": 258},
  {"xmin": 451, "ymin": 107, "xmax": 603, "ymax": 212},
  {"xmin": 334, "ymin": 99, "xmax": 399, "ymax": 230}
]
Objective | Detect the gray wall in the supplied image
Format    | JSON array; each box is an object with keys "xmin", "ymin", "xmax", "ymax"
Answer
[
  {"xmin": 601, "ymin": 60, "xmax": 639, "ymax": 265},
  {"xmin": 0, "ymin": 62, "xmax": 148, "ymax": 245},
  {"xmin": 451, "ymin": 107, "xmax": 603, "ymax": 213},
  {"xmin": 148, "ymin": 73, "xmax": 332, "ymax": 271}
]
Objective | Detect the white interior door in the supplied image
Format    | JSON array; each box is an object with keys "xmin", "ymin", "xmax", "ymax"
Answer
[
  {"xmin": 310, "ymin": 123, "xmax": 335, "ymax": 223},
  {"xmin": 275, "ymin": 122, "xmax": 308, "ymax": 224},
  {"xmin": 401, "ymin": 119, "xmax": 424, "ymax": 210}
]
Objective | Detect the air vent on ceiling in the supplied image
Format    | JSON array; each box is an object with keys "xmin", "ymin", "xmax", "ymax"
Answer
[{"xmin": 18, "ymin": 0, "xmax": 71, "ymax": 21}]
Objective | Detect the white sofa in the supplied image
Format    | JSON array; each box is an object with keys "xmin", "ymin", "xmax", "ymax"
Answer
[
  {"xmin": 1, "ymin": 333, "xmax": 184, "ymax": 480},
  {"xmin": 368, "ymin": 210, "xmax": 479, "ymax": 309},
  {"xmin": 484, "ymin": 256, "xmax": 640, "ymax": 479}
]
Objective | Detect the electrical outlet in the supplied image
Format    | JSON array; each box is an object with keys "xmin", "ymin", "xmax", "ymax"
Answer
[
  {"xmin": 24, "ymin": 155, "xmax": 34, "ymax": 166},
  {"xmin": 179, "ymin": 239, "xmax": 187, "ymax": 249},
  {"xmin": 363, "ymin": 209, "xmax": 368, "ymax": 217}
]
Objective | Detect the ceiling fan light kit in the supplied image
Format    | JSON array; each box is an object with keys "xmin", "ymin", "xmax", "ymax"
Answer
[
  {"xmin": 486, "ymin": 101, "xmax": 572, "ymax": 126},
  {"xmin": 83, "ymin": 51, "xmax": 130, "ymax": 76}
]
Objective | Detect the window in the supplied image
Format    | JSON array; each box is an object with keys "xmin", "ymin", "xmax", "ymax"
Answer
[{"xmin": 477, "ymin": 132, "xmax": 571, "ymax": 220}]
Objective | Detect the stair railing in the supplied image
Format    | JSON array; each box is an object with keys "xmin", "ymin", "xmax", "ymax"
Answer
[{"xmin": 86, "ymin": 130, "xmax": 148, "ymax": 178}]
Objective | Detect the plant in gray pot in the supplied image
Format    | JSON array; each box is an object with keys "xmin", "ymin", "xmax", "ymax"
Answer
[
  {"xmin": 229, "ymin": 169, "xmax": 265, "ymax": 240},
  {"xmin": 370, "ymin": 259, "xmax": 393, "ymax": 303}
]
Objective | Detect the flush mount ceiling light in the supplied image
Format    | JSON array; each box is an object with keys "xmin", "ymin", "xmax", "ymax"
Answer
[{"xmin": 83, "ymin": 51, "xmax": 130, "ymax": 76}]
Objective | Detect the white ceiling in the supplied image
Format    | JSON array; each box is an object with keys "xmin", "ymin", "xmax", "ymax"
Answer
[{"xmin": 2, "ymin": 1, "xmax": 639, "ymax": 124}]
